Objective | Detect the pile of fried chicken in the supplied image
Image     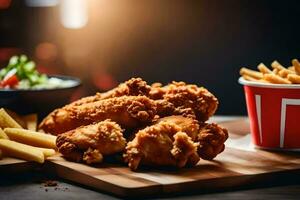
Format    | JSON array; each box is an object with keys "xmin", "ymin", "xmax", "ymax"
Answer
[{"xmin": 39, "ymin": 78, "xmax": 228, "ymax": 171}]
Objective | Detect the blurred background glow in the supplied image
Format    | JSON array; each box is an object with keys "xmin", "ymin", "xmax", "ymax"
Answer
[
  {"xmin": 1, "ymin": 0, "xmax": 300, "ymax": 115},
  {"xmin": 60, "ymin": 0, "xmax": 88, "ymax": 29},
  {"xmin": 0, "ymin": 0, "xmax": 11, "ymax": 9},
  {"xmin": 25, "ymin": 0, "xmax": 58, "ymax": 7}
]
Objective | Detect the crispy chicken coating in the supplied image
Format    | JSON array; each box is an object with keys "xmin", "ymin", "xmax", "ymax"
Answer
[
  {"xmin": 100, "ymin": 77, "xmax": 151, "ymax": 99},
  {"xmin": 40, "ymin": 96, "xmax": 157, "ymax": 135},
  {"xmin": 150, "ymin": 81, "xmax": 218, "ymax": 121},
  {"xmin": 197, "ymin": 123, "xmax": 228, "ymax": 160},
  {"xmin": 73, "ymin": 77, "xmax": 151, "ymax": 106},
  {"xmin": 156, "ymin": 115, "xmax": 200, "ymax": 140},
  {"xmin": 56, "ymin": 120, "xmax": 126, "ymax": 164},
  {"xmin": 157, "ymin": 116, "xmax": 228, "ymax": 160},
  {"xmin": 68, "ymin": 93, "xmax": 102, "ymax": 107},
  {"xmin": 39, "ymin": 78, "xmax": 151, "ymax": 133},
  {"xmin": 124, "ymin": 120, "xmax": 200, "ymax": 171}
]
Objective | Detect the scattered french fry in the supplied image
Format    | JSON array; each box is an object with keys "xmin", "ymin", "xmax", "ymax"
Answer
[
  {"xmin": 0, "ymin": 128, "xmax": 9, "ymax": 139},
  {"xmin": 5, "ymin": 109, "xmax": 27, "ymax": 128},
  {"xmin": 0, "ymin": 139, "xmax": 44, "ymax": 163},
  {"xmin": 23, "ymin": 114, "xmax": 38, "ymax": 131},
  {"xmin": 287, "ymin": 74, "xmax": 300, "ymax": 84},
  {"xmin": 35, "ymin": 147, "xmax": 55, "ymax": 157},
  {"xmin": 258, "ymin": 63, "xmax": 272, "ymax": 74},
  {"xmin": 4, "ymin": 128, "xmax": 56, "ymax": 149},
  {"xmin": 271, "ymin": 60, "xmax": 285, "ymax": 70},
  {"xmin": 263, "ymin": 73, "xmax": 291, "ymax": 84},
  {"xmin": 0, "ymin": 128, "xmax": 55, "ymax": 157},
  {"xmin": 0, "ymin": 108, "xmax": 22, "ymax": 129},
  {"xmin": 240, "ymin": 67, "xmax": 263, "ymax": 79},
  {"xmin": 292, "ymin": 59, "xmax": 300, "ymax": 75}
]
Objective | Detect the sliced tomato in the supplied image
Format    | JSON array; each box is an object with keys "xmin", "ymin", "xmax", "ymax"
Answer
[{"xmin": 1, "ymin": 75, "xmax": 19, "ymax": 88}]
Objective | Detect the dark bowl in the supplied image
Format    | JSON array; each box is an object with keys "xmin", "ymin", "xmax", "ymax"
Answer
[{"xmin": 0, "ymin": 75, "xmax": 81, "ymax": 119}]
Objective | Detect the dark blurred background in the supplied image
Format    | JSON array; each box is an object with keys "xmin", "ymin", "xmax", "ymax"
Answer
[{"xmin": 1, "ymin": 0, "xmax": 300, "ymax": 115}]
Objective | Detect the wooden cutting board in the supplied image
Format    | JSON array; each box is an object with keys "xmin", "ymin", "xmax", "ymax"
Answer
[
  {"xmin": 45, "ymin": 146, "xmax": 300, "ymax": 197},
  {"xmin": 44, "ymin": 118, "xmax": 300, "ymax": 197},
  {"xmin": 1, "ymin": 117, "xmax": 300, "ymax": 197}
]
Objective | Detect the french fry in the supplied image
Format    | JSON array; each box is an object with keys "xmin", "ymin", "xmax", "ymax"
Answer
[
  {"xmin": 271, "ymin": 60, "xmax": 286, "ymax": 70},
  {"xmin": 23, "ymin": 114, "xmax": 38, "ymax": 131},
  {"xmin": 288, "ymin": 66, "xmax": 295, "ymax": 71},
  {"xmin": 240, "ymin": 67, "xmax": 263, "ymax": 79},
  {"xmin": 287, "ymin": 74, "xmax": 300, "ymax": 84},
  {"xmin": 263, "ymin": 74, "xmax": 291, "ymax": 84},
  {"xmin": 0, "ymin": 108, "xmax": 22, "ymax": 129},
  {"xmin": 292, "ymin": 59, "xmax": 300, "ymax": 75},
  {"xmin": 0, "ymin": 139, "xmax": 44, "ymax": 163},
  {"xmin": 5, "ymin": 109, "xmax": 26, "ymax": 128},
  {"xmin": 35, "ymin": 147, "xmax": 55, "ymax": 157},
  {"xmin": 278, "ymin": 69, "xmax": 295, "ymax": 78},
  {"xmin": 0, "ymin": 128, "xmax": 9, "ymax": 139},
  {"xmin": 242, "ymin": 75, "xmax": 259, "ymax": 81},
  {"xmin": 4, "ymin": 128, "xmax": 56, "ymax": 149},
  {"xmin": 242, "ymin": 75, "xmax": 267, "ymax": 83},
  {"xmin": 257, "ymin": 63, "xmax": 272, "ymax": 74},
  {"xmin": 273, "ymin": 68, "xmax": 280, "ymax": 75}
]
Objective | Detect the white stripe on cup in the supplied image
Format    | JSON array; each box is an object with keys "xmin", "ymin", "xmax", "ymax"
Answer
[
  {"xmin": 255, "ymin": 95, "xmax": 262, "ymax": 144},
  {"xmin": 280, "ymin": 98, "xmax": 300, "ymax": 148}
]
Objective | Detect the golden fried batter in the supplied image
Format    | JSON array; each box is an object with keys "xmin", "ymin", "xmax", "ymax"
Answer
[
  {"xmin": 150, "ymin": 81, "xmax": 218, "ymax": 121},
  {"xmin": 56, "ymin": 120, "xmax": 126, "ymax": 164},
  {"xmin": 40, "ymin": 96, "xmax": 157, "ymax": 135},
  {"xmin": 41, "ymin": 77, "xmax": 228, "ymax": 171},
  {"xmin": 197, "ymin": 122, "xmax": 228, "ymax": 160},
  {"xmin": 100, "ymin": 77, "xmax": 151, "ymax": 99},
  {"xmin": 73, "ymin": 77, "xmax": 151, "ymax": 106},
  {"xmin": 39, "ymin": 78, "xmax": 151, "ymax": 133},
  {"xmin": 152, "ymin": 116, "xmax": 228, "ymax": 163},
  {"xmin": 156, "ymin": 115, "xmax": 200, "ymax": 140},
  {"xmin": 124, "ymin": 121, "xmax": 199, "ymax": 170}
]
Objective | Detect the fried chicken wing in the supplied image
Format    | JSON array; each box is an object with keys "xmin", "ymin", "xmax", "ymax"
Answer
[
  {"xmin": 124, "ymin": 120, "xmax": 200, "ymax": 170},
  {"xmin": 150, "ymin": 81, "xmax": 218, "ymax": 121},
  {"xmin": 40, "ymin": 96, "xmax": 157, "ymax": 135},
  {"xmin": 56, "ymin": 120, "xmax": 126, "ymax": 164},
  {"xmin": 197, "ymin": 123, "xmax": 228, "ymax": 160}
]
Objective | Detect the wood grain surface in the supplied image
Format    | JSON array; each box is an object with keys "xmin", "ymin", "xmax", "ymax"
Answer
[{"xmin": 1, "ymin": 118, "xmax": 300, "ymax": 197}]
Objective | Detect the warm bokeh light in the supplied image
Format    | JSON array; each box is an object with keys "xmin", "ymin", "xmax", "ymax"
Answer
[
  {"xmin": 25, "ymin": 0, "xmax": 58, "ymax": 7},
  {"xmin": 0, "ymin": 48, "xmax": 20, "ymax": 62},
  {"xmin": 92, "ymin": 71, "xmax": 117, "ymax": 90},
  {"xmin": 0, "ymin": 0, "xmax": 11, "ymax": 9},
  {"xmin": 60, "ymin": 0, "xmax": 88, "ymax": 29},
  {"xmin": 35, "ymin": 42, "xmax": 58, "ymax": 61}
]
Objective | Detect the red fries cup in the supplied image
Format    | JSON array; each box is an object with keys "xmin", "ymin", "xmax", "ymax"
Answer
[{"xmin": 239, "ymin": 77, "xmax": 300, "ymax": 150}]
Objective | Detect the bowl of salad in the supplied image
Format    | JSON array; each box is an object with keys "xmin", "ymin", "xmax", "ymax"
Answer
[{"xmin": 0, "ymin": 55, "xmax": 81, "ymax": 118}]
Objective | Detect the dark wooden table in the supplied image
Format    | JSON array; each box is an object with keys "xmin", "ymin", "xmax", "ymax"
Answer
[
  {"xmin": 1, "ymin": 170, "xmax": 300, "ymax": 200},
  {"xmin": 1, "ymin": 116, "xmax": 300, "ymax": 200}
]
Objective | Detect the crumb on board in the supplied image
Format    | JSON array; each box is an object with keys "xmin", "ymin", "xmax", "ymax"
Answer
[
  {"xmin": 43, "ymin": 180, "xmax": 58, "ymax": 187},
  {"xmin": 41, "ymin": 180, "xmax": 69, "ymax": 192}
]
